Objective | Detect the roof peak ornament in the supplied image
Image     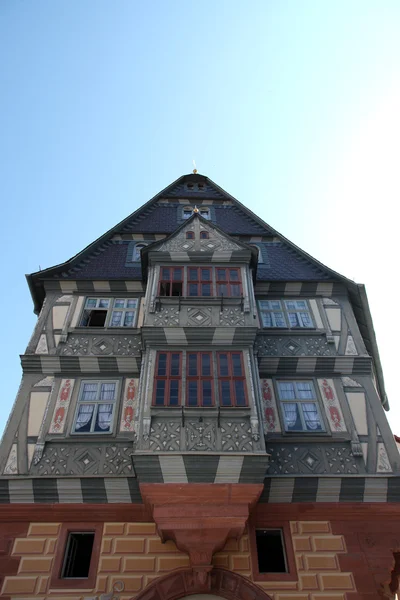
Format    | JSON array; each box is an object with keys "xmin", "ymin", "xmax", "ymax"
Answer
[
  {"xmin": 192, "ymin": 159, "xmax": 198, "ymax": 174},
  {"xmin": 193, "ymin": 205, "xmax": 199, "ymax": 213}
]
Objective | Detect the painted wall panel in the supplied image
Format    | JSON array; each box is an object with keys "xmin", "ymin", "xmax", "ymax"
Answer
[
  {"xmin": 35, "ymin": 334, "xmax": 48, "ymax": 354},
  {"xmin": 260, "ymin": 379, "xmax": 281, "ymax": 433},
  {"xmin": 317, "ymin": 379, "xmax": 346, "ymax": 432},
  {"xmin": 377, "ymin": 442, "xmax": 392, "ymax": 473},
  {"xmin": 3, "ymin": 443, "xmax": 17, "ymax": 475},
  {"xmin": 325, "ymin": 308, "xmax": 341, "ymax": 332},
  {"xmin": 48, "ymin": 379, "xmax": 75, "ymax": 434},
  {"xmin": 309, "ymin": 299, "xmax": 323, "ymax": 329},
  {"xmin": 52, "ymin": 305, "xmax": 69, "ymax": 330},
  {"xmin": 71, "ymin": 296, "xmax": 84, "ymax": 328},
  {"xmin": 120, "ymin": 378, "xmax": 139, "ymax": 433},
  {"xmin": 27, "ymin": 392, "xmax": 50, "ymax": 437},
  {"xmin": 346, "ymin": 392, "xmax": 368, "ymax": 435}
]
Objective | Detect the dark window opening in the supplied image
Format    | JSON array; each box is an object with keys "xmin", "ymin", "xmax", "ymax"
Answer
[
  {"xmin": 62, "ymin": 532, "xmax": 95, "ymax": 578},
  {"xmin": 186, "ymin": 231, "xmax": 194, "ymax": 239},
  {"xmin": 256, "ymin": 529, "xmax": 287, "ymax": 573},
  {"xmin": 200, "ymin": 231, "xmax": 209, "ymax": 239},
  {"xmin": 80, "ymin": 310, "xmax": 107, "ymax": 327}
]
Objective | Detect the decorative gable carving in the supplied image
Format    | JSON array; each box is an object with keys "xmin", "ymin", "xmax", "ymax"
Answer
[{"xmin": 157, "ymin": 219, "xmax": 242, "ymax": 253}]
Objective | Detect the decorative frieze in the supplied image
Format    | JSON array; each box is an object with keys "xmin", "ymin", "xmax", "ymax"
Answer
[
  {"xmin": 59, "ymin": 334, "xmax": 141, "ymax": 356},
  {"xmin": 29, "ymin": 443, "xmax": 134, "ymax": 476},
  {"xmin": 267, "ymin": 443, "xmax": 361, "ymax": 475},
  {"xmin": 186, "ymin": 420, "xmax": 216, "ymax": 451},
  {"xmin": 153, "ymin": 307, "xmax": 180, "ymax": 327},
  {"xmin": 148, "ymin": 421, "xmax": 181, "ymax": 451},
  {"xmin": 220, "ymin": 421, "xmax": 253, "ymax": 452},
  {"xmin": 49, "ymin": 379, "xmax": 75, "ymax": 434},
  {"xmin": 219, "ymin": 307, "xmax": 245, "ymax": 326},
  {"xmin": 255, "ymin": 335, "xmax": 336, "ymax": 357}
]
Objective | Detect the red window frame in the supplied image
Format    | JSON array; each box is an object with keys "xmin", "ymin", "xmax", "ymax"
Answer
[
  {"xmin": 217, "ymin": 352, "xmax": 248, "ymax": 407},
  {"xmin": 216, "ymin": 268, "xmax": 242, "ymax": 297},
  {"xmin": 186, "ymin": 267, "xmax": 213, "ymax": 297},
  {"xmin": 158, "ymin": 267, "xmax": 183, "ymax": 297},
  {"xmin": 200, "ymin": 231, "xmax": 209, "ymax": 239},
  {"xmin": 186, "ymin": 231, "xmax": 194, "ymax": 239},
  {"xmin": 186, "ymin": 352, "xmax": 214, "ymax": 407},
  {"xmin": 153, "ymin": 352, "xmax": 182, "ymax": 406}
]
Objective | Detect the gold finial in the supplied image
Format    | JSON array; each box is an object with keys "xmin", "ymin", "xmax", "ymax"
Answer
[
  {"xmin": 192, "ymin": 159, "xmax": 198, "ymax": 174},
  {"xmin": 193, "ymin": 205, "xmax": 199, "ymax": 213}
]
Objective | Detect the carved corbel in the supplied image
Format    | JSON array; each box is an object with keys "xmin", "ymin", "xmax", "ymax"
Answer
[
  {"xmin": 142, "ymin": 417, "xmax": 151, "ymax": 441},
  {"xmin": 250, "ymin": 416, "xmax": 260, "ymax": 441}
]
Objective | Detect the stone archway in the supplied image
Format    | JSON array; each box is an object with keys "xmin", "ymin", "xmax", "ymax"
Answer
[{"xmin": 132, "ymin": 567, "xmax": 272, "ymax": 600}]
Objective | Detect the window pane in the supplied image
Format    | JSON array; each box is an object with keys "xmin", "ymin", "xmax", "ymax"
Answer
[
  {"xmin": 114, "ymin": 299, "xmax": 125, "ymax": 308},
  {"xmin": 155, "ymin": 381, "xmax": 166, "ymax": 405},
  {"xmin": 123, "ymin": 311, "xmax": 135, "ymax": 326},
  {"xmin": 296, "ymin": 382, "xmax": 314, "ymax": 399},
  {"xmin": 173, "ymin": 268, "xmax": 182, "ymax": 281},
  {"xmin": 221, "ymin": 381, "xmax": 231, "ymax": 406},
  {"xmin": 159, "ymin": 282, "xmax": 170, "ymax": 296},
  {"xmin": 188, "ymin": 283, "xmax": 198, "ymax": 296},
  {"xmin": 285, "ymin": 301, "xmax": 296, "ymax": 310},
  {"xmin": 202, "ymin": 381, "xmax": 212, "ymax": 406},
  {"xmin": 282, "ymin": 403, "xmax": 302, "ymax": 431},
  {"xmin": 294, "ymin": 301, "xmax": 307, "ymax": 309},
  {"xmin": 201, "ymin": 268, "xmax": 211, "ymax": 280},
  {"xmin": 188, "ymin": 354, "xmax": 198, "ymax": 376},
  {"xmin": 234, "ymin": 381, "xmax": 246, "ymax": 406},
  {"xmin": 81, "ymin": 383, "xmax": 98, "ymax": 401},
  {"xmin": 217, "ymin": 269, "xmax": 226, "ymax": 281},
  {"xmin": 262, "ymin": 313, "xmax": 273, "ymax": 327},
  {"xmin": 232, "ymin": 354, "xmax": 243, "ymax": 376},
  {"xmin": 270, "ymin": 301, "xmax": 282, "ymax": 309},
  {"xmin": 201, "ymin": 283, "xmax": 211, "ymax": 296},
  {"xmin": 278, "ymin": 382, "xmax": 295, "ymax": 400},
  {"xmin": 170, "ymin": 354, "xmax": 180, "ymax": 376},
  {"xmin": 230, "ymin": 284, "xmax": 241, "ymax": 297},
  {"xmin": 94, "ymin": 404, "xmax": 113, "ymax": 432},
  {"xmin": 86, "ymin": 298, "xmax": 97, "ymax": 308},
  {"xmin": 201, "ymin": 354, "xmax": 211, "ymax": 376},
  {"xmin": 171, "ymin": 282, "xmax": 182, "ymax": 296},
  {"xmin": 98, "ymin": 299, "xmax": 110, "ymax": 308},
  {"xmin": 300, "ymin": 312, "xmax": 313, "ymax": 327},
  {"xmin": 288, "ymin": 313, "xmax": 299, "ymax": 327},
  {"xmin": 127, "ymin": 299, "xmax": 138, "ymax": 308},
  {"xmin": 100, "ymin": 383, "xmax": 116, "ymax": 401},
  {"xmin": 110, "ymin": 311, "xmax": 122, "ymax": 326},
  {"xmin": 219, "ymin": 354, "xmax": 229, "ymax": 376},
  {"xmin": 188, "ymin": 268, "xmax": 198, "ymax": 281},
  {"xmin": 229, "ymin": 269, "xmax": 239, "ymax": 281},
  {"xmin": 259, "ymin": 300, "xmax": 270, "ymax": 310},
  {"xmin": 274, "ymin": 312, "xmax": 286, "ymax": 327},
  {"xmin": 217, "ymin": 284, "xmax": 228, "ymax": 296},
  {"xmin": 169, "ymin": 381, "xmax": 179, "ymax": 406},
  {"xmin": 162, "ymin": 267, "xmax": 170, "ymax": 279},
  {"xmin": 302, "ymin": 403, "xmax": 322, "ymax": 431},
  {"xmin": 188, "ymin": 381, "xmax": 198, "ymax": 406},
  {"xmin": 75, "ymin": 404, "xmax": 94, "ymax": 432},
  {"xmin": 157, "ymin": 354, "xmax": 167, "ymax": 376}
]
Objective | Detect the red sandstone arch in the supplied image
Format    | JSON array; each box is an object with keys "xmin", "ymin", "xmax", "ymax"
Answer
[{"xmin": 132, "ymin": 568, "xmax": 272, "ymax": 600}]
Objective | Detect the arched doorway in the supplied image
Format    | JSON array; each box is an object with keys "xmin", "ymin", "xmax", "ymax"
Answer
[{"xmin": 132, "ymin": 567, "xmax": 272, "ymax": 600}]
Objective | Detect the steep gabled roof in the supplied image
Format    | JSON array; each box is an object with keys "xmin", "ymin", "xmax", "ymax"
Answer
[{"xmin": 25, "ymin": 172, "xmax": 388, "ymax": 409}]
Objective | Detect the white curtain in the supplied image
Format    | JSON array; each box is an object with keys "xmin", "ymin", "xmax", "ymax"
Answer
[
  {"xmin": 302, "ymin": 403, "xmax": 321, "ymax": 430},
  {"xmin": 283, "ymin": 403, "xmax": 298, "ymax": 428},
  {"xmin": 75, "ymin": 405, "xmax": 94, "ymax": 431},
  {"xmin": 95, "ymin": 404, "xmax": 113, "ymax": 431}
]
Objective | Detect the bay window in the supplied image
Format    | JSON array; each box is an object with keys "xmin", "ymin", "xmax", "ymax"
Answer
[{"xmin": 157, "ymin": 266, "xmax": 242, "ymax": 298}]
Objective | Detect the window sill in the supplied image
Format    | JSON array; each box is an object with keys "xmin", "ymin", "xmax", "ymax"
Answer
[
  {"xmin": 70, "ymin": 327, "xmax": 140, "ymax": 334},
  {"xmin": 151, "ymin": 406, "xmax": 251, "ymax": 417}
]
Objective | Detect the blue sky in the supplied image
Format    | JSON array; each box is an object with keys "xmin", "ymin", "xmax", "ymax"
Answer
[{"xmin": 0, "ymin": 1, "xmax": 399, "ymax": 434}]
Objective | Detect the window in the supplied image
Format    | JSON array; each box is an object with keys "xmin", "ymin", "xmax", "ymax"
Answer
[
  {"xmin": 200, "ymin": 231, "xmax": 209, "ymax": 239},
  {"xmin": 258, "ymin": 300, "xmax": 313, "ymax": 328},
  {"xmin": 217, "ymin": 352, "xmax": 247, "ymax": 407},
  {"xmin": 199, "ymin": 207, "xmax": 210, "ymax": 220},
  {"xmin": 133, "ymin": 242, "xmax": 147, "ymax": 261},
  {"xmin": 187, "ymin": 267, "xmax": 212, "ymax": 297},
  {"xmin": 187, "ymin": 353, "xmax": 213, "ymax": 407},
  {"xmin": 153, "ymin": 351, "xmax": 248, "ymax": 407},
  {"xmin": 62, "ymin": 532, "xmax": 95, "ymax": 578},
  {"xmin": 216, "ymin": 268, "xmax": 242, "ymax": 297},
  {"xmin": 186, "ymin": 231, "xmax": 194, "ymax": 239},
  {"xmin": 256, "ymin": 529, "xmax": 287, "ymax": 573},
  {"xmin": 159, "ymin": 267, "xmax": 183, "ymax": 296},
  {"xmin": 73, "ymin": 381, "xmax": 118, "ymax": 434},
  {"xmin": 153, "ymin": 353, "xmax": 181, "ymax": 406},
  {"xmin": 80, "ymin": 298, "xmax": 138, "ymax": 328},
  {"xmin": 183, "ymin": 207, "xmax": 193, "ymax": 219},
  {"xmin": 277, "ymin": 381, "xmax": 323, "ymax": 432}
]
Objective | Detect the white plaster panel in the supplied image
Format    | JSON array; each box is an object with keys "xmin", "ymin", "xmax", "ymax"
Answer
[
  {"xmin": 35, "ymin": 334, "xmax": 48, "ymax": 354},
  {"xmin": 377, "ymin": 443, "xmax": 392, "ymax": 473},
  {"xmin": 28, "ymin": 391, "xmax": 50, "ymax": 436},
  {"xmin": 27, "ymin": 444, "xmax": 35, "ymax": 468},
  {"xmin": 137, "ymin": 297, "xmax": 145, "ymax": 328},
  {"xmin": 3, "ymin": 444, "xmax": 18, "ymax": 475},
  {"xmin": 325, "ymin": 307, "xmax": 341, "ymax": 331},
  {"xmin": 60, "ymin": 281, "xmax": 77, "ymax": 293},
  {"xmin": 345, "ymin": 335, "xmax": 358, "ymax": 355},
  {"xmin": 71, "ymin": 296, "xmax": 84, "ymax": 328},
  {"xmin": 52, "ymin": 304, "xmax": 69, "ymax": 330},
  {"xmin": 93, "ymin": 280, "xmax": 111, "ymax": 292},
  {"xmin": 333, "ymin": 335, "xmax": 340, "ymax": 351},
  {"xmin": 54, "ymin": 334, "xmax": 61, "ymax": 347},
  {"xmin": 309, "ymin": 299, "xmax": 324, "ymax": 329},
  {"xmin": 361, "ymin": 442, "xmax": 368, "ymax": 465},
  {"xmin": 346, "ymin": 392, "xmax": 368, "ymax": 435}
]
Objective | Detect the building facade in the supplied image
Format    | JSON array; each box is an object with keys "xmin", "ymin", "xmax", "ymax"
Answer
[{"xmin": 0, "ymin": 173, "xmax": 399, "ymax": 600}]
